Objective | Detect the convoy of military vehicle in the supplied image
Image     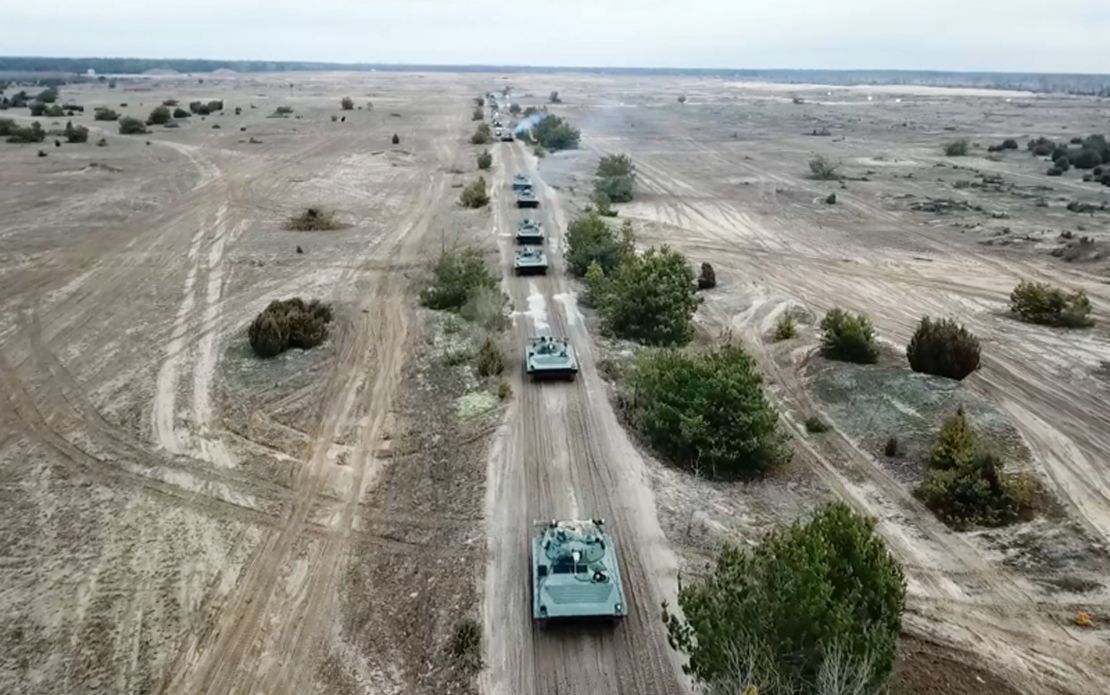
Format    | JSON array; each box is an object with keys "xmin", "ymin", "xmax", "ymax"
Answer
[{"xmin": 487, "ymin": 89, "xmax": 628, "ymax": 626}]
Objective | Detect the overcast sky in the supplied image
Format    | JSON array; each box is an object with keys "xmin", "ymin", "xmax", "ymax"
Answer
[{"xmin": 3, "ymin": 0, "xmax": 1109, "ymax": 73}]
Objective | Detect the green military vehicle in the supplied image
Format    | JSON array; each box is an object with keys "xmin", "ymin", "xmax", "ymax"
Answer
[
  {"xmin": 515, "ymin": 219, "xmax": 544, "ymax": 244},
  {"xmin": 515, "ymin": 186, "xmax": 539, "ymax": 208},
  {"xmin": 524, "ymin": 336, "xmax": 578, "ymax": 380},
  {"xmin": 531, "ymin": 519, "xmax": 628, "ymax": 623},
  {"xmin": 514, "ymin": 248, "xmax": 549, "ymax": 275},
  {"xmin": 512, "ymin": 173, "xmax": 532, "ymax": 191}
]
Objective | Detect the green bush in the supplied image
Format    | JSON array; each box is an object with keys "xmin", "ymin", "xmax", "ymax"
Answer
[
  {"xmin": 5, "ymin": 121, "xmax": 44, "ymax": 143},
  {"xmin": 663, "ymin": 503, "xmax": 905, "ymax": 692},
  {"xmin": 172, "ymin": 107, "xmax": 190, "ymax": 118},
  {"xmin": 287, "ymin": 207, "xmax": 341, "ymax": 231},
  {"xmin": 248, "ymin": 297, "xmax": 333, "ymax": 358},
  {"xmin": 884, "ymin": 436, "xmax": 900, "ymax": 457},
  {"xmin": 549, "ymin": 90, "xmax": 561, "ymax": 104},
  {"xmin": 207, "ymin": 100, "xmax": 223, "ymax": 112},
  {"xmin": 1001, "ymin": 138, "xmax": 1019, "ymax": 150},
  {"xmin": 1009, "ymin": 280, "xmax": 1093, "ymax": 328},
  {"xmin": 146, "ymin": 105, "xmax": 171, "ymax": 125},
  {"xmin": 1070, "ymin": 148, "xmax": 1101, "ymax": 169},
  {"xmin": 64, "ymin": 121, "xmax": 89, "ymax": 143},
  {"xmin": 0, "ymin": 118, "xmax": 14, "ymax": 136},
  {"xmin": 470, "ymin": 123, "xmax": 491, "ymax": 145},
  {"xmin": 677, "ymin": 95, "xmax": 687, "ymax": 103},
  {"xmin": 189, "ymin": 101, "xmax": 211, "ymax": 115},
  {"xmin": 905, "ymin": 317, "xmax": 981, "ymax": 380},
  {"xmin": 471, "ymin": 107, "xmax": 483, "ymax": 121},
  {"xmin": 804, "ymin": 415, "xmax": 830, "ymax": 433},
  {"xmin": 476, "ymin": 337, "xmax": 504, "ymax": 377},
  {"xmin": 459, "ymin": 177, "xmax": 489, "ymax": 208},
  {"xmin": 625, "ymin": 343, "xmax": 787, "ymax": 478},
  {"xmin": 162, "ymin": 98, "xmax": 178, "ymax": 107},
  {"xmin": 118, "ymin": 117, "xmax": 148, "ymax": 135},
  {"xmin": 509, "ymin": 103, "xmax": 521, "ymax": 116},
  {"xmin": 476, "ymin": 149, "xmax": 492, "ymax": 170},
  {"xmin": 93, "ymin": 108, "xmax": 119, "ymax": 121},
  {"xmin": 943, "ymin": 139, "xmax": 969, "ymax": 156},
  {"xmin": 592, "ymin": 190, "xmax": 617, "ymax": 217},
  {"xmin": 820, "ymin": 308, "xmax": 879, "ymax": 363},
  {"xmin": 565, "ymin": 213, "xmax": 634, "ymax": 277},
  {"xmin": 419, "ymin": 246, "xmax": 497, "ymax": 312},
  {"xmin": 696, "ymin": 262, "xmax": 716, "ymax": 290},
  {"xmin": 45, "ymin": 104, "xmax": 65, "ymax": 117},
  {"xmin": 36, "ymin": 88, "xmax": 58, "ymax": 103},
  {"xmin": 773, "ymin": 312, "xmax": 797, "ymax": 341},
  {"xmin": 599, "ymin": 246, "xmax": 699, "ymax": 346},
  {"xmin": 594, "ymin": 154, "xmax": 636, "ymax": 203},
  {"xmin": 808, "ymin": 154, "xmax": 840, "ymax": 180},
  {"xmin": 530, "ymin": 113, "xmax": 580, "ymax": 150},
  {"xmin": 340, "ymin": 96, "xmax": 354, "ymax": 110},
  {"xmin": 1054, "ymin": 156, "xmax": 1071, "ymax": 172},
  {"xmin": 28, "ymin": 102, "xmax": 46, "ymax": 116},
  {"xmin": 915, "ymin": 411, "xmax": 1040, "ymax": 528},
  {"xmin": 448, "ymin": 618, "xmax": 482, "ymax": 672}
]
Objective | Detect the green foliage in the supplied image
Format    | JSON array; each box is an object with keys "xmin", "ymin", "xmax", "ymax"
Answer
[
  {"xmin": 419, "ymin": 246, "xmax": 497, "ymax": 312},
  {"xmin": 470, "ymin": 122, "xmax": 491, "ymax": 144},
  {"xmin": 1009, "ymin": 280, "xmax": 1093, "ymax": 328},
  {"xmin": 189, "ymin": 100, "xmax": 211, "ymax": 115},
  {"xmin": 1070, "ymin": 148, "xmax": 1101, "ymax": 169},
  {"xmin": 5, "ymin": 121, "xmax": 44, "ymax": 143},
  {"xmin": 820, "ymin": 309, "xmax": 879, "ymax": 363},
  {"xmin": 943, "ymin": 139, "xmax": 969, "ymax": 156},
  {"xmin": 884, "ymin": 436, "xmax": 900, "ymax": 457},
  {"xmin": 172, "ymin": 107, "xmax": 190, "ymax": 118},
  {"xmin": 905, "ymin": 317, "xmax": 981, "ymax": 380},
  {"xmin": 600, "ymin": 246, "xmax": 699, "ymax": 345},
  {"xmin": 340, "ymin": 96, "xmax": 354, "ymax": 110},
  {"xmin": 476, "ymin": 337, "xmax": 504, "ymax": 377},
  {"xmin": 476, "ymin": 149, "xmax": 492, "ymax": 170},
  {"xmin": 448, "ymin": 618, "xmax": 482, "ymax": 672},
  {"xmin": 808, "ymin": 154, "xmax": 840, "ymax": 180},
  {"xmin": 146, "ymin": 105, "xmax": 171, "ymax": 125},
  {"xmin": 625, "ymin": 343, "xmax": 787, "ymax": 478},
  {"xmin": 916, "ymin": 411, "xmax": 1041, "ymax": 528},
  {"xmin": 460, "ymin": 286, "xmax": 509, "ymax": 331},
  {"xmin": 248, "ymin": 297, "xmax": 333, "ymax": 358},
  {"xmin": 93, "ymin": 108, "xmax": 119, "ymax": 121},
  {"xmin": 286, "ymin": 207, "xmax": 341, "ymax": 231},
  {"xmin": 28, "ymin": 102, "xmax": 46, "ymax": 116},
  {"xmin": 472, "ymin": 107, "xmax": 484, "ymax": 121},
  {"xmin": 773, "ymin": 312, "xmax": 797, "ymax": 341},
  {"xmin": 64, "ymin": 121, "xmax": 89, "ymax": 143},
  {"xmin": 593, "ymin": 153, "xmax": 636, "ymax": 204},
  {"xmin": 804, "ymin": 416, "xmax": 830, "ymax": 433},
  {"xmin": 663, "ymin": 503, "xmax": 905, "ymax": 692},
  {"xmin": 0, "ymin": 118, "xmax": 14, "ymax": 136},
  {"xmin": 459, "ymin": 177, "xmax": 489, "ymax": 208},
  {"xmin": 677, "ymin": 95, "xmax": 687, "ymax": 103},
  {"xmin": 583, "ymin": 261, "xmax": 608, "ymax": 306},
  {"xmin": 45, "ymin": 104, "xmax": 65, "ymax": 117},
  {"xmin": 1001, "ymin": 138, "xmax": 1019, "ymax": 150},
  {"xmin": 118, "ymin": 117, "xmax": 148, "ymax": 135},
  {"xmin": 530, "ymin": 113, "xmax": 580, "ymax": 150},
  {"xmin": 497, "ymin": 380, "xmax": 511, "ymax": 400},
  {"xmin": 36, "ymin": 88, "xmax": 58, "ymax": 103},
  {"xmin": 592, "ymin": 190, "xmax": 617, "ymax": 217},
  {"xmin": 207, "ymin": 100, "xmax": 223, "ymax": 112},
  {"xmin": 473, "ymin": 95, "xmax": 484, "ymax": 107},
  {"xmin": 274, "ymin": 105, "xmax": 294, "ymax": 115},
  {"xmin": 696, "ymin": 262, "xmax": 716, "ymax": 290},
  {"xmin": 509, "ymin": 102, "xmax": 521, "ymax": 115},
  {"xmin": 565, "ymin": 213, "xmax": 634, "ymax": 277}
]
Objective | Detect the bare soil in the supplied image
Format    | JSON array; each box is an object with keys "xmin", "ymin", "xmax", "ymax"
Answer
[{"xmin": 3, "ymin": 71, "xmax": 1110, "ymax": 695}]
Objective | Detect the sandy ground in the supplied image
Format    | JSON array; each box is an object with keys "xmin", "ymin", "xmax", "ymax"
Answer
[{"xmin": 2, "ymin": 70, "xmax": 1110, "ymax": 694}]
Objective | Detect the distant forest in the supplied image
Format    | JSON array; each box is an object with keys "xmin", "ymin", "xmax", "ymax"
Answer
[{"xmin": 2, "ymin": 56, "xmax": 1109, "ymax": 95}]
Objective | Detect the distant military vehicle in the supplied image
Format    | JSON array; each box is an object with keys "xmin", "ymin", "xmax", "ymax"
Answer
[
  {"xmin": 495, "ymin": 127, "xmax": 503, "ymax": 138},
  {"xmin": 515, "ymin": 219, "xmax": 544, "ymax": 244},
  {"xmin": 515, "ymin": 186, "xmax": 539, "ymax": 208},
  {"xmin": 531, "ymin": 519, "xmax": 627, "ymax": 623},
  {"xmin": 500, "ymin": 130, "xmax": 515, "ymax": 142},
  {"xmin": 493, "ymin": 118, "xmax": 503, "ymax": 128},
  {"xmin": 512, "ymin": 174, "xmax": 532, "ymax": 191},
  {"xmin": 514, "ymin": 247, "xmax": 549, "ymax": 275},
  {"xmin": 524, "ymin": 336, "xmax": 577, "ymax": 380}
]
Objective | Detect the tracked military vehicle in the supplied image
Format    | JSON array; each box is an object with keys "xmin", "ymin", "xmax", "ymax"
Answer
[
  {"xmin": 531, "ymin": 519, "xmax": 627, "ymax": 623},
  {"xmin": 515, "ymin": 219, "xmax": 544, "ymax": 244},
  {"xmin": 524, "ymin": 336, "xmax": 578, "ymax": 380},
  {"xmin": 512, "ymin": 173, "xmax": 532, "ymax": 191},
  {"xmin": 514, "ymin": 248, "xmax": 549, "ymax": 275},
  {"xmin": 515, "ymin": 186, "xmax": 539, "ymax": 208},
  {"xmin": 500, "ymin": 130, "xmax": 515, "ymax": 142}
]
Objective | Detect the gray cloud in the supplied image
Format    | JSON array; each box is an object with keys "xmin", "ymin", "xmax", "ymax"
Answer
[{"xmin": 3, "ymin": 0, "xmax": 1108, "ymax": 73}]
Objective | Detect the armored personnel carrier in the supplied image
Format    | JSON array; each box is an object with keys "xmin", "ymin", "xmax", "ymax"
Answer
[
  {"xmin": 524, "ymin": 336, "xmax": 578, "ymax": 380},
  {"xmin": 515, "ymin": 219, "xmax": 544, "ymax": 244},
  {"xmin": 513, "ymin": 248, "xmax": 549, "ymax": 275},
  {"xmin": 531, "ymin": 519, "xmax": 627, "ymax": 623},
  {"xmin": 515, "ymin": 186, "xmax": 539, "ymax": 208},
  {"xmin": 512, "ymin": 173, "xmax": 532, "ymax": 191},
  {"xmin": 500, "ymin": 130, "xmax": 515, "ymax": 142}
]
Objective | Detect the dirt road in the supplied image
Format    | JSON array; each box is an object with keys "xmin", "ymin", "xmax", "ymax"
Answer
[{"xmin": 481, "ymin": 142, "xmax": 688, "ymax": 695}]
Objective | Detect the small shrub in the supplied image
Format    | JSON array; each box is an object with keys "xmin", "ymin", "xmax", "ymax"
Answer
[
  {"xmin": 600, "ymin": 246, "xmax": 699, "ymax": 346},
  {"xmin": 146, "ymin": 106, "xmax": 171, "ymax": 125},
  {"xmin": 118, "ymin": 117, "xmax": 148, "ymax": 135},
  {"xmin": 1070, "ymin": 148, "xmax": 1101, "ymax": 169},
  {"xmin": 471, "ymin": 107, "xmax": 483, "ymax": 121},
  {"xmin": 625, "ymin": 343, "xmax": 787, "ymax": 477},
  {"xmin": 1001, "ymin": 138, "xmax": 1019, "ymax": 150},
  {"xmin": 1009, "ymin": 280, "xmax": 1093, "ymax": 328},
  {"xmin": 565, "ymin": 213, "xmax": 634, "ymax": 276},
  {"xmin": 820, "ymin": 308, "xmax": 879, "ymax": 363},
  {"xmin": 1047, "ymin": 167, "xmax": 1063, "ymax": 177},
  {"xmin": 476, "ymin": 149, "xmax": 492, "ymax": 170},
  {"xmin": 286, "ymin": 207, "xmax": 341, "ymax": 231},
  {"xmin": 5, "ymin": 122, "xmax": 45, "ymax": 143},
  {"xmin": 773, "ymin": 312, "xmax": 797, "ymax": 341},
  {"xmin": 391, "ymin": 133, "xmax": 400, "ymax": 145},
  {"xmin": 905, "ymin": 317, "xmax": 981, "ymax": 380},
  {"xmin": 677, "ymin": 95, "xmax": 687, "ymax": 103},
  {"xmin": 1054, "ymin": 156, "xmax": 1071, "ymax": 172},
  {"xmin": 96, "ymin": 138, "xmax": 107, "ymax": 147},
  {"xmin": 162, "ymin": 98, "xmax": 178, "ymax": 107},
  {"xmin": 476, "ymin": 337, "xmax": 504, "ymax": 377},
  {"xmin": 340, "ymin": 96, "xmax": 354, "ymax": 110},
  {"xmin": 497, "ymin": 381, "xmax": 511, "ymax": 400},
  {"xmin": 884, "ymin": 436, "xmax": 900, "ymax": 457},
  {"xmin": 172, "ymin": 107, "xmax": 190, "ymax": 118},
  {"xmin": 28, "ymin": 102, "xmax": 46, "ymax": 116},
  {"xmin": 45, "ymin": 104, "xmax": 65, "ymax": 118},
  {"xmin": 592, "ymin": 190, "xmax": 617, "ymax": 217},
  {"xmin": 460, "ymin": 285, "xmax": 509, "ymax": 331},
  {"xmin": 943, "ymin": 139, "xmax": 969, "ymax": 156},
  {"xmin": 509, "ymin": 103, "xmax": 522, "ymax": 116},
  {"xmin": 470, "ymin": 123, "xmax": 491, "ymax": 145},
  {"xmin": 808, "ymin": 154, "xmax": 840, "ymax": 180},
  {"xmin": 459, "ymin": 177, "xmax": 489, "ymax": 208},
  {"xmin": 63, "ymin": 121, "xmax": 89, "ymax": 143},
  {"xmin": 94, "ymin": 108, "xmax": 120, "ymax": 122},
  {"xmin": 37, "ymin": 149, "xmax": 46, "ymax": 157},
  {"xmin": 825, "ymin": 192, "xmax": 837, "ymax": 204},
  {"xmin": 248, "ymin": 298, "xmax": 333, "ymax": 358},
  {"xmin": 804, "ymin": 416, "xmax": 830, "ymax": 433},
  {"xmin": 189, "ymin": 101, "xmax": 211, "ymax": 115},
  {"xmin": 449, "ymin": 618, "xmax": 482, "ymax": 671},
  {"xmin": 594, "ymin": 154, "xmax": 636, "ymax": 203},
  {"xmin": 420, "ymin": 246, "xmax": 497, "ymax": 312},
  {"xmin": 696, "ymin": 262, "xmax": 716, "ymax": 290},
  {"xmin": 207, "ymin": 100, "xmax": 223, "ymax": 112},
  {"xmin": 0, "ymin": 118, "xmax": 14, "ymax": 136},
  {"xmin": 275, "ymin": 105, "xmax": 293, "ymax": 115},
  {"xmin": 549, "ymin": 90, "xmax": 561, "ymax": 104}
]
